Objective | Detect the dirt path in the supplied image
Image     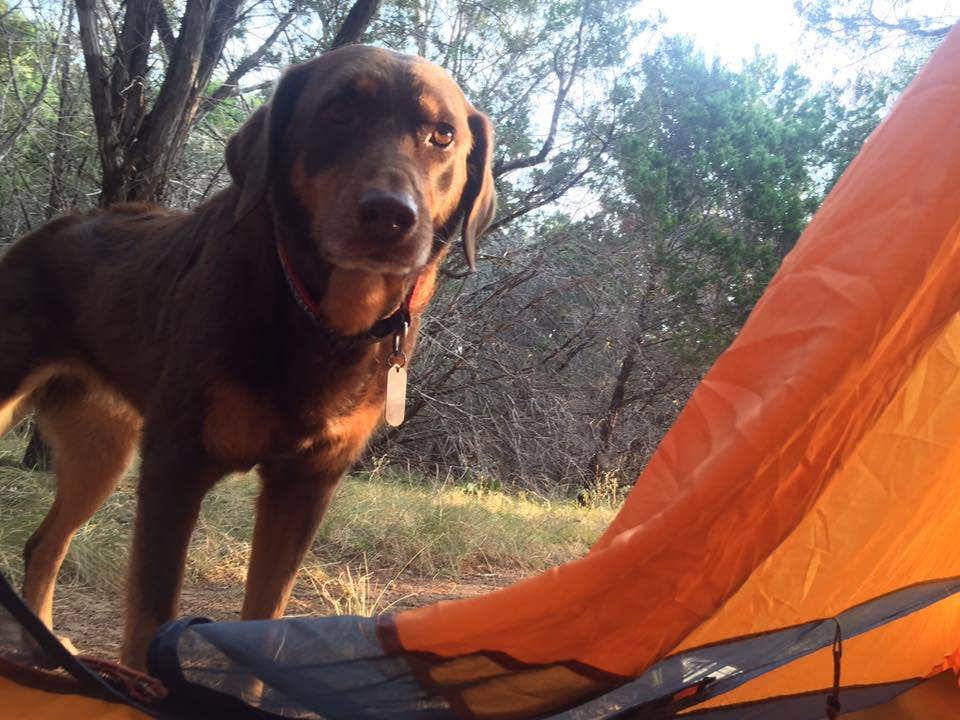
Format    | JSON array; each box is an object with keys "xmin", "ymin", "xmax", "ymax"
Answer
[{"xmin": 53, "ymin": 571, "xmax": 518, "ymax": 662}]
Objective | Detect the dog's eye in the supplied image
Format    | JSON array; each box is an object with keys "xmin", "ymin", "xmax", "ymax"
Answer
[
  {"xmin": 322, "ymin": 99, "xmax": 355, "ymax": 126},
  {"xmin": 429, "ymin": 123, "xmax": 455, "ymax": 148}
]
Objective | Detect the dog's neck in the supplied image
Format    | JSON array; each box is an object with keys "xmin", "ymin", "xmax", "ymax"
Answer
[{"xmin": 223, "ymin": 187, "xmax": 418, "ymax": 340}]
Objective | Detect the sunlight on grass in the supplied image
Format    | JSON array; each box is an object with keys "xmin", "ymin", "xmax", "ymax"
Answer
[
  {"xmin": 0, "ymin": 435, "xmax": 618, "ymax": 615},
  {"xmin": 299, "ymin": 556, "xmax": 415, "ymax": 617},
  {"xmin": 320, "ymin": 470, "xmax": 614, "ymax": 576}
]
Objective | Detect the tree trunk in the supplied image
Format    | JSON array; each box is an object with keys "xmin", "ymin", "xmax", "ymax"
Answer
[
  {"xmin": 584, "ymin": 276, "xmax": 660, "ymax": 488},
  {"xmin": 22, "ymin": 12, "xmax": 74, "ymax": 471},
  {"xmin": 586, "ymin": 344, "xmax": 638, "ymax": 484},
  {"xmin": 79, "ymin": 0, "xmax": 381, "ymax": 206}
]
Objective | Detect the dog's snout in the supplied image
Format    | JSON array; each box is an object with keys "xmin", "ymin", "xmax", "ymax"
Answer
[{"xmin": 358, "ymin": 190, "xmax": 418, "ymax": 242}]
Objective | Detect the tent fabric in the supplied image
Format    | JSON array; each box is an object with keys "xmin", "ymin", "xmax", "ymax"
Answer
[
  {"xmin": 0, "ymin": 572, "xmax": 160, "ymax": 718},
  {"xmin": 145, "ymin": 577, "xmax": 960, "ymax": 719},
  {"xmin": 150, "ymin": 614, "xmax": 451, "ymax": 719},
  {"xmin": 554, "ymin": 577, "xmax": 960, "ymax": 718},
  {"xmin": 0, "ymin": 676, "xmax": 148, "ymax": 720},
  {"xmin": 381, "ymin": 20, "xmax": 960, "ymax": 716},
  {"xmin": 676, "ymin": 671, "xmax": 960, "ymax": 720},
  {"xmin": 845, "ymin": 671, "xmax": 960, "ymax": 720},
  {"xmin": 679, "ymin": 679, "xmax": 923, "ymax": 720}
]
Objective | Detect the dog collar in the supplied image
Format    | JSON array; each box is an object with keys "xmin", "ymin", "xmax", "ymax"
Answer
[{"xmin": 275, "ymin": 236, "xmax": 422, "ymax": 346}]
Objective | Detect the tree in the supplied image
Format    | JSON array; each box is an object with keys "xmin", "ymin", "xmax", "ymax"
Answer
[
  {"xmin": 796, "ymin": 0, "xmax": 956, "ymax": 53},
  {"xmin": 70, "ymin": 0, "xmax": 380, "ymax": 205},
  {"xmin": 581, "ymin": 40, "xmax": 834, "ymax": 484},
  {"xmin": 795, "ymin": 1, "xmax": 952, "ymax": 187}
]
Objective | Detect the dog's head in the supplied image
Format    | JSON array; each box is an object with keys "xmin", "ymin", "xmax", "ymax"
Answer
[{"xmin": 225, "ymin": 45, "xmax": 495, "ymax": 276}]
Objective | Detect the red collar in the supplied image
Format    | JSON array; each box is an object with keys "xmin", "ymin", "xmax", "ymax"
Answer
[{"xmin": 275, "ymin": 236, "xmax": 424, "ymax": 344}]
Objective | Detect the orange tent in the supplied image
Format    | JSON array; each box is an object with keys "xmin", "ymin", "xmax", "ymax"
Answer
[
  {"xmin": 5, "ymin": 21, "xmax": 960, "ymax": 720},
  {"xmin": 0, "ymin": 675, "xmax": 148, "ymax": 719}
]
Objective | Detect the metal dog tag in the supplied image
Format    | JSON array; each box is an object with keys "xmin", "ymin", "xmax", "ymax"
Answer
[{"xmin": 385, "ymin": 364, "xmax": 407, "ymax": 426}]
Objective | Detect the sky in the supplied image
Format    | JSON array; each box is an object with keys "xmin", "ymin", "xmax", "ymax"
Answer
[
  {"xmin": 639, "ymin": 0, "xmax": 960, "ymax": 84},
  {"xmin": 643, "ymin": 0, "xmax": 810, "ymax": 66}
]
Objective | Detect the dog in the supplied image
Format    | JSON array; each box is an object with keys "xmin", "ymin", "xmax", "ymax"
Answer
[{"xmin": 0, "ymin": 44, "xmax": 495, "ymax": 669}]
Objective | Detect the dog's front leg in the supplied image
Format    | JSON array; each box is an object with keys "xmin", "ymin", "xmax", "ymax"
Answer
[
  {"xmin": 241, "ymin": 457, "xmax": 342, "ymax": 621},
  {"xmin": 121, "ymin": 430, "xmax": 222, "ymax": 670}
]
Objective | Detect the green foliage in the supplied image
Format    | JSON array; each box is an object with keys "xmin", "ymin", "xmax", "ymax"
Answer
[
  {"xmin": 819, "ymin": 61, "xmax": 922, "ymax": 190},
  {"xmin": 614, "ymin": 38, "xmax": 833, "ymax": 362}
]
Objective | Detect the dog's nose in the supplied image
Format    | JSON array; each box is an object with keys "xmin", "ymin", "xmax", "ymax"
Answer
[{"xmin": 358, "ymin": 190, "xmax": 418, "ymax": 242}]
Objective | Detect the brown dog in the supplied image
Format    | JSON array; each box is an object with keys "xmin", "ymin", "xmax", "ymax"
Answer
[{"xmin": 0, "ymin": 45, "xmax": 494, "ymax": 669}]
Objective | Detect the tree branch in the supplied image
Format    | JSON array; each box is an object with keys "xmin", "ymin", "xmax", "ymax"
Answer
[
  {"xmin": 154, "ymin": 0, "xmax": 176, "ymax": 56},
  {"xmin": 329, "ymin": 0, "xmax": 380, "ymax": 48},
  {"xmin": 121, "ymin": 0, "xmax": 215, "ymax": 200},
  {"xmin": 865, "ymin": 5, "xmax": 952, "ymax": 39},
  {"xmin": 493, "ymin": 7, "xmax": 588, "ymax": 177},
  {"xmin": 75, "ymin": 0, "xmax": 120, "ymax": 193},
  {"xmin": 109, "ymin": 0, "xmax": 159, "ymax": 143},
  {"xmin": 196, "ymin": 0, "xmax": 245, "ymax": 85},
  {"xmin": 0, "ymin": 0, "xmax": 68, "ymax": 164},
  {"xmin": 197, "ymin": 6, "xmax": 298, "ymax": 120}
]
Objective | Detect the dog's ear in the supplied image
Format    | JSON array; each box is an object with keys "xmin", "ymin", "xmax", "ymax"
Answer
[
  {"xmin": 460, "ymin": 111, "xmax": 496, "ymax": 271},
  {"xmin": 225, "ymin": 64, "xmax": 311, "ymax": 221}
]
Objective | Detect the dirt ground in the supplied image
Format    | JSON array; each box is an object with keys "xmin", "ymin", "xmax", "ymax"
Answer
[{"xmin": 51, "ymin": 572, "xmax": 517, "ymax": 662}]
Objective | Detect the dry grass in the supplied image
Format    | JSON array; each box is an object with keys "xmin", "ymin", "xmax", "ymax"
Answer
[{"xmin": 0, "ymin": 435, "xmax": 616, "ymax": 615}]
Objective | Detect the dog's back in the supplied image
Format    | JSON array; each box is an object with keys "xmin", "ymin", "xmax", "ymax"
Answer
[{"xmin": 0, "ymin": 198, "xmax": 238, "ymax": 415}]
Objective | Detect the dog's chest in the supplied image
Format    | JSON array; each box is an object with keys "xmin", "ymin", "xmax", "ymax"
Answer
[{"xmin": 200, "ymin": 379, "xmax": 384, "ymax": 471}]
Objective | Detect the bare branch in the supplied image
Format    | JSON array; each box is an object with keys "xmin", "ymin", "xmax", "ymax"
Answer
[
  {"xmin": 224, "ymin": 78, "xmax": 276, "ymax": 98},
  {"xmin": 0, "ymin": 0, "xmax": 70, "ymax": 164},
  {"xmin": 798, "ymin": 0, "xmax": 954, "ymax": 46},
  {"xmin": 329, "ymin": 0, "xmax": 380, "ymax": 48},
  {"xmin": 196, "ymin": 6, "xmax": 298, "ymax": 120},
  {"xmin": 493, "ymin": 6, "xmax": 588, "ymax": 177},
  {"xmin": 75, "ymin": 0, "xmax": 120, "ymax": 192},
  {"xmin": 865, "ymin": 5, "xmax": 952, "ymax": 38},
  {"xmin": 47, "ymin": 12, "xmax": 77, "ymax": 217},
  {"xmin": 154, "ymin": 0, "xmax": 176, "ymax": 56}
]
